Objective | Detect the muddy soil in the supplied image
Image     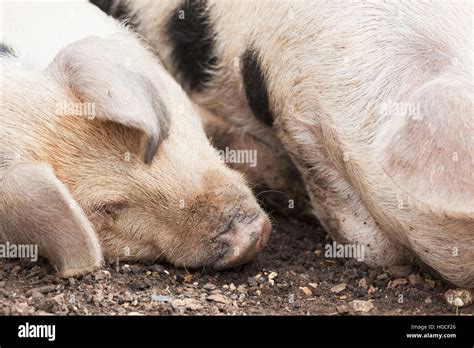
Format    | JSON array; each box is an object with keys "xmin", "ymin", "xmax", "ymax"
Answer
[{"xmin": 0, "ymin": 215, "xmax": 471, "ymax": 316}]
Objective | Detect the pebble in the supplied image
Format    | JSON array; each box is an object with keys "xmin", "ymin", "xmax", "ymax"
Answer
[
  {"xmin": 349, "ymin": 300, "xmax": 374, "ymax": 313},
  {"xmin": 207, "ymin": 294, "xmax": 230, "ymax": 305},
  {"xmin": 247, "ymin": 277, "xmax": 258, "ymax": 287},
  {"xmin": 183, "ymin": 298, "xmax": 204, "ymax": 311},
  {"xmin": 26, "ymin": 285, "xmax": 56, "ymax": 295},
  {"xmin": 388, "ymin": 278, "xmax": 408, "ymax": 289},
  {"xmin": 268, "ymin": 272, "xmax": 278, "ymax": 286},
  {"xmin": 336, "ymin": 304, "xmax": 349, "ymax": 314},
  {"xmin": 444, "ymin": 289, "xmax": 472, "ymax": 308},
  {"xmin": 203, "ymin": 283, "xmax": 216, "ymax": 290},
  {"xmin": 94, "ymin": 270, "xmax": 111, "ymax": 281},
  {"xmin": 408, "ymin": 274, "xmax": 422, "ymax": 286},
  {"xmin": 330, "ymin": 283, "xmax": 347, "ymax": 294},
  {"xmin": 385, "ymin": 265, "xmax": 411, "ymax": 279},
  {"xmin": 358, "ymin": 278, "xmax": 368, "ymax": 289},
  {"xmin": 300, "ymin": 287, "xmax": 312, "ymax": 297}
]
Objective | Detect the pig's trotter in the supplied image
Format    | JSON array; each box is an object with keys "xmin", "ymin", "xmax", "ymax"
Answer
[{"xmin": 0, "ymin": 162, "xmax": 103, "ymax": 276}]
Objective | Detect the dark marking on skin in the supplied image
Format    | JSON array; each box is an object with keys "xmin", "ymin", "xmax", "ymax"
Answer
[
  {"xmin": 241, "ymin": 48, "xmax": 274, "ymax": 127},
  {"xmin": 0, "ymin": 43, "xmax": 16, "ymax": 57},
  {"xmin": 89, "ymin": 0, "xmax": 138, "ymax": 28},
  {"xmin": 166, "ymin": 0, "xmax": 218, "ymax": 91}
]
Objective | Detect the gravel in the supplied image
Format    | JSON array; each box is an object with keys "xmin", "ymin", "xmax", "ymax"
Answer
[{"xmin": 0, "ymin": 215, "xmax": 471, "ymax": 315}]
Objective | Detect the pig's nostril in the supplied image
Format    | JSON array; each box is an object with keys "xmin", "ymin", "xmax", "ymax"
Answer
[{"xmin": 213, "ymin": 213, "xmax": 272, "ymax": 270}]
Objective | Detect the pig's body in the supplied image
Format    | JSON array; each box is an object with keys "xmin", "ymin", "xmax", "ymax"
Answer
[
  {"xmin": 102, "ymin": 0, "xmax": 474, "ymax": 287},
  {"xmin": 0, "ymin": 1, "xmax": 271, "ymax": 276}
]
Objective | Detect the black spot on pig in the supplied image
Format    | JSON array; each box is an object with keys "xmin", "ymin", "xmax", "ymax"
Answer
[
  {"xmin": 0, "ymin": 43, "xmax": 15, "ymax": 57},
  {"xmin": 241, "ymin": 47, "xmax": 274, "ymax": 127},
  {"xmin": 166, "ymin": 0, "xmax": 218, "ymax": 91},
  {"xmin": 89, "ymin": 0, "xmax": 137, "ymax": 28}
]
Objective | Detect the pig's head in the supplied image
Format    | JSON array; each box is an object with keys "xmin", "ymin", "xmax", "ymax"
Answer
[{"xmin": 2, "ymin": 34, "xmax": 271, "ymax": 275}]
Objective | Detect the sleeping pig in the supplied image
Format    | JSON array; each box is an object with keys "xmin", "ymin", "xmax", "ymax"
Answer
[
  {"xmin": 94, "ymin": 0, "xmax": 474, "ymax": 287},
  {"xmin": 0, "ymin": 1, "xmax": 271, "ymax": 277}
]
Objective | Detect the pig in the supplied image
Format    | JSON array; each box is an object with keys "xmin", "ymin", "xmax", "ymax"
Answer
[
  {"xmin": 93, "ymin": 0, "xmax": 474, "ymax": 287},
  {"xmin": 0, "ymin": 1, "xmax": 271, "ymax": 277},
  {"xmin": 199, "ymin": 105, "xmax": 313, "ymax": 221}
]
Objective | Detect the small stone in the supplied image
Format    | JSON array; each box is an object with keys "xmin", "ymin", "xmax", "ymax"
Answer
[
  {"xmin": 237, "ymin": 285, "xmax": 247, "ymax": 293},
  {"xmin": 330, "ymin": 283, "xmax": 347, "ymax": 294},
  {"xmin": 349, "ymin": 300, "xmax": 374, "ymax": 313},
  {"xmin": 203, "ymin": 283, "xmax": 216, "ymax": 290},
  {"xmin": 229, "ymin": 283, "xmax": 236, "ymax": 291},
  {"xmin": 444, "ymin": 289, "xmax": 472, "ymax": 308},
  {"xmin": 183, "ymin": 298, "xmax": 203, "ymax": 311},
  {"xmin": 388, "ymin": 278, "xmax": 408, "ymax": 289},
  {"xmin": 425, "ymin": 297, "xmax": 432, "ymax": 304},
  {"xmin": 123, "ymin": 292, "xmax": 133, "ymax": 302},
  {"xmin": 92, "ymin": 292, "xmax": 104, "ymax": 303},
  {"xmin": 94, "ymin": 270, "xmax": 111, "ymax": 281},
  {"xmin": 385, "ymin": 265, "xmax": 411, "ymax": 279},
  {"xmin": 268, "ymin": 272, "xmax": 278, "ymax": 286},
  {"xmin": 308, "ymin": 283, "xmax": 318, "ymax": 289},
  {"xmin": 408, "ymin": 274, "xmax": 422, "ymax": 286},
  {"xmin": 127, "ymin": 311, "xmax": 143, "ymax": 316},
  {"xmin": 26, "ymin": 285, "xmax": 56, "ymax": 296},
  {"xmin": 336, "ymin": 304, "xmax": 349, "ymax": 314},
  {"xmin": 207, "ymin": 294, "xmax": 230, "ymax": 305},
  {"xmin": 247, "ymin": 277, "xmax": 258, "ymax": 287},
  {"xmin": 288, "ymin": 294, "xmax": 295, "ymax": 304},
  {"xmin": 30, "ymin": 291, "xmax": 44, "ymax": 301},
  {"xmin": 425, "ymin": 279, "xmax": 436, "ymax": 289},
  {"xmin": 358, "ymin": 278, "xmax": 368, "ymax": 289},
  {"xmin": 300, "ymin": 287, "xmax": 312, "ymax": 297}
]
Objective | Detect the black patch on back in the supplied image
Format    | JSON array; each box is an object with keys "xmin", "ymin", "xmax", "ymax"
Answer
[
  {"xmin": 0, "ymin": 43, "xmax": 15, "ymax": 57},
  {"xmin": 89, "ymin": 0, "xmax": 137, "ymax": 28},
  {"xmin": 166, "ymin": 0, "xmax": 218, "ymax": 91},
  {"xmin": 241, "ymin": 48, "xmax": 274, "ymax": 127}
]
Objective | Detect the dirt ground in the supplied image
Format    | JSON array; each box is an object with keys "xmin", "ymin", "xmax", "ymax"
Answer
[{"xmin": 0, "ymin": 215, "xmax": 471, "ymax": 316}]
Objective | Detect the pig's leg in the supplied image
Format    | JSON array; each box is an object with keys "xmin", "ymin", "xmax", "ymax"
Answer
[
  {"xmin": 275, "ymin": 118, "xmax": 409, "ymax": 266},
  {"xmin": 0, "ymin": 162, "xmax": 103, "ymax": 276}
]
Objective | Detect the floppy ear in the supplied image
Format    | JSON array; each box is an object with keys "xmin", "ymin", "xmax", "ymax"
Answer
[
  {"xmin": 48, "ymin": 35, "xmax": 170, "ymax": 164},
  {"xmin": 378, "ymin": 75, "xmax": 473, "ymax": 215},
  {"xmin": 0, "ymin": 162, "xmax": 103, "ymax": 277}
]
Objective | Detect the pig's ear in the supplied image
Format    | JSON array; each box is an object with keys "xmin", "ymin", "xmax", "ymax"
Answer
[
  {"xmin": 0, "ymin": 162, "xmax": 103, "ymax": 276},
  {"xmin": 378, "ymin": 75, "xmax": 473, "ymax": 214},
  {"xmin": 49, "ymin": 36, "xmax": 170, "ymax": 164}
]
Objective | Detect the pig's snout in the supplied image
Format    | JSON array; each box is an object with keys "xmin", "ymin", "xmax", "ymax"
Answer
[{"xmin": 213, "ymin": 212, "xmax": 271, "ymax": 269}]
